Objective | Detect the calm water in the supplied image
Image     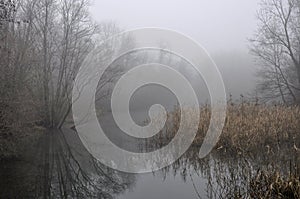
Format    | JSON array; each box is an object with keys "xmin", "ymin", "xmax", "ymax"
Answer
[
  {"xmin": 0, "ymin": 111, "xmax": 296, "ymax": 198},
  {"xmin": 0, "ymin": 129, "xmax": 206, "ymax": 199}
]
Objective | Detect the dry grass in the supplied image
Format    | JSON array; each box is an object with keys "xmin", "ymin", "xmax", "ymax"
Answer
[
  {"xmin": 157, "ymin": 102, "xmax": 300, "ymax": 154},
  {"xmin": 147, "ymin": 102, "xmax": 300, "ymax": 198},
  {"xmin": 154, "ymin": 102, "xmax": 300, "ymax": 198},
  {"xmin": 224, "ymin": 103, "xmax": 299, "ymax": 152},
  {"xmin": 249, "ymin": 170, "xmax": 300, "ymax": 199}
]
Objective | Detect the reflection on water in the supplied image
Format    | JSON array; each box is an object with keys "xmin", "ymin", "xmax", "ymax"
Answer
[
  {"xmin": 0, "ymin": 128, "xmax": 298, "ymax": 198},
  {"xmin": 0, "ymin": 129, "xmax": 135, "ymax": 198}
]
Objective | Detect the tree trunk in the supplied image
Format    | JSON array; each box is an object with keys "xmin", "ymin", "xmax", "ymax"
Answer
[{"xmin": 296, "ymin": 64, "xmax": 300, "ymax": 104}]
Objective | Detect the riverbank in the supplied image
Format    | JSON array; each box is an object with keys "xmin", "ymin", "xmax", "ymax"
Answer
[
  {"xmin": 153, "ymin": 103, "xmax": 300, "ymax": 154},
  {"xmin": 150, "ymin": 103, "xmax": 300, "ymax": 198}
]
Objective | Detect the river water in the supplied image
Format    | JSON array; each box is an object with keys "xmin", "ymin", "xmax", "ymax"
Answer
[{"xmin": 0, "ymin": 111, "xmax": 297, "ymax": 198}]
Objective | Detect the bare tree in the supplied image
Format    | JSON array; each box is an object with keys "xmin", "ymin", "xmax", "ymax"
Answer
[
  {"xmin": 27, "ymin": 0, "xmax": 97, "ymax": 128},
  {"xmin": 0, "ymin": 0, "xmax": 135, "ymax": 131},
  {"xmin": 0, "ymin": 0, "xmax": 41, "ymax": 132},
  {"xmin": 250, "ymin": 0, "xmax": 300, "ymax": 104}
]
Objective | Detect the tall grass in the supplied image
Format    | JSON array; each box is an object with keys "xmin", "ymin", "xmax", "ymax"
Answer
[
  {"xmin": 249, "ymin": 170, "xmax": 300, "ymax": 199},
  {"xmin": 157, "ymin": 102, "xmax": 300, "ymax": 154},
  {"xmin": 153, "ymin": 102, "xmax": 300, "ymax": 198}
]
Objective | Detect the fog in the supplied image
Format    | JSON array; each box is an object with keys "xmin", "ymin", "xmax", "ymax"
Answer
[
  {"xmin": 1, "ymin": 1, "xmax": 300, "ymax": 198},
  {"xmin": 90, "ymin": 0, "xmax": 260, "ymax": 52},
  {"xmin": 90, "ymin": 0, "xmax": 260, "ymax": 102}
]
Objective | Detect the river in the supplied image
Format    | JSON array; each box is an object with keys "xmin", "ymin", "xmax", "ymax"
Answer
[{"xmin": 0, "ymin": 111, "xmax": 297, "ymax": 198}]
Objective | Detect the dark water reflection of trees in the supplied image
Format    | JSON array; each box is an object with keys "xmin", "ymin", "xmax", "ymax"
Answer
[
  {"xmin": 0, "ymin": 129, "xmax": 298, "ymax": 198},
  {"xmin": 0, "ymin": 129, "xmax": 135, "ymax": 198}
]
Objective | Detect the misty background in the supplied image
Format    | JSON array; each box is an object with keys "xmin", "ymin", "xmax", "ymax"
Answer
[
  {"xmin": 88, "ymin": 0, "xmax": 261, "ymax": 128},
  {"xmin": 90, "ymin": 0, "xmax": 260, "ymax": 147},
  {"xmin": 90, "ymin": 0, "xmax": 259, "ymax": 101}
]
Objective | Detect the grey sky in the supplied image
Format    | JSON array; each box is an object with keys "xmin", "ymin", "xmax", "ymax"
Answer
[
  {"xmin": 90, "ymin": 0, "xmax": 261, "ymax": 53},
  {"xmin": 90, "ymin": 0, "xmax": 261, "ymax": 98}
]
